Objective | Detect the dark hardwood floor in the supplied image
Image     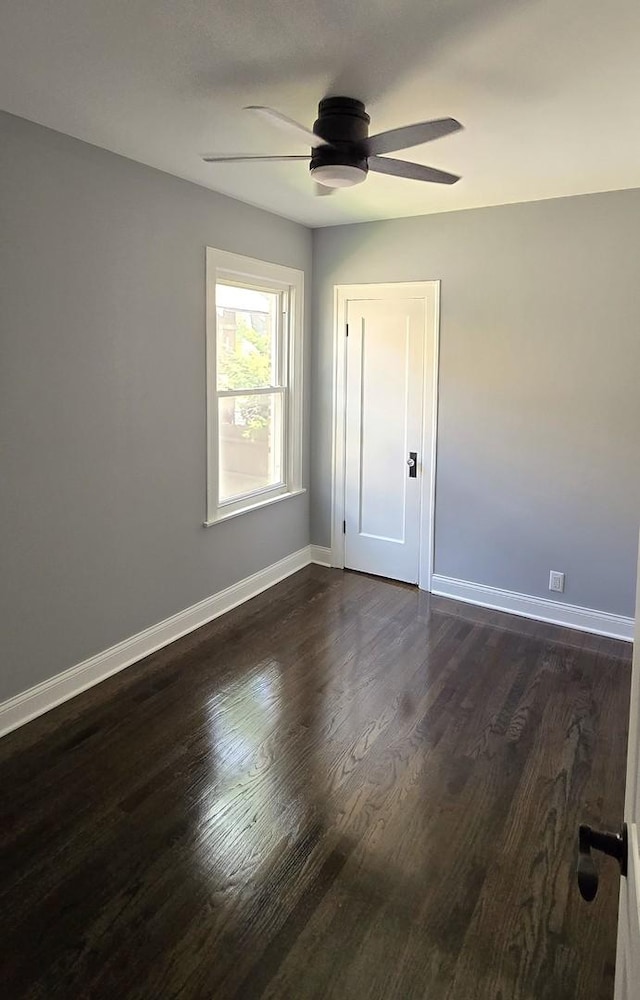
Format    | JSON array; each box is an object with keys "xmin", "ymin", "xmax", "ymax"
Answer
[{"xmin": 0, "ymin": 566, "xmax": 631, "ymax": 999}]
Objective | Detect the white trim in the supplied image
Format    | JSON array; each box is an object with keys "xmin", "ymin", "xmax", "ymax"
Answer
[
  {"xmin": 431, "ymin": 574, "xmax": 634, "ymax": 641},
  {"xmin": 0, "ymin": 546, "xmax": 313, "ymax": 739},
  {"xmin": 331, "ymin": 283, "xmax": 348, "ymax": 570},
  {"xmin": 310, "ymin": 545, "xmax": 332, "ymax": 567},
  {"xmin": 4, "ymin": 556, "xmax": 631, "ymax": 740},
  {"xmin": 614, "ymin": 531, "xmax": 640, "ymax": 998},
  {"xmin": 331, "ymin": 281, "xmax": 440, "ymax": 589},
  {"xmin": 203, "ymin": 488, "xmax": 306, "ymax": 526},
  {"xmin": 419, "ymin": 282, "xmax": 440, "ymax": 592},
  {"xmin": 205, "ymin": 248, "xmax": 304, "ymax": 525}
]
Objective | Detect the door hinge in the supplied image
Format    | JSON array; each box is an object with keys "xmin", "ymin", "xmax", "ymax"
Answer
[
  {"xmin": 345, "ymin": 324, "xmax": 349, "ymax": 337},
  {"xmin": 343, "ymin": 520, "xmax": 346, "ymax": 534}
]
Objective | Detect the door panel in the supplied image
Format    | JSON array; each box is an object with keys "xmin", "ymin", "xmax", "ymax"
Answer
[
  {"xmin": 344, "ymin": 297, "xmax": 425, "ymax": 584},
  {"xmin": 615, "ymin": 536, "xmax": 640, "ymax": 999}
]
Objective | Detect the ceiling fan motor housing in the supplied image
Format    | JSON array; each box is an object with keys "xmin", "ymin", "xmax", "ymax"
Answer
[{"xmin": 311, "ymin": 97, "xmax": 370, "ymax": 176}]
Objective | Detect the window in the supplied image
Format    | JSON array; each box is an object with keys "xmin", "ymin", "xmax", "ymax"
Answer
[{"xmin": 205, "ymin": 248, "xmax": 304, "ymax": 524}]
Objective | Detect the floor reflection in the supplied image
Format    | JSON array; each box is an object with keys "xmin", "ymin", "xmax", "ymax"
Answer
[
  {"xmin": 197, "ymin": 659, "xmax": 308, "ymax": 884},
  {"xmin": 1, "ymin": 566, "xmax": 628, "ymax": 998}
]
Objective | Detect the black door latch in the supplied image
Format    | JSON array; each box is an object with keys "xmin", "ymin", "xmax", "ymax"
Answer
[{"xmin": 577, "ymin": 823, "xmax": 628, "ymax": 902}]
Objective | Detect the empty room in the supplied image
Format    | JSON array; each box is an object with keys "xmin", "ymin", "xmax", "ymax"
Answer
[{"xmin": 1, "ymin": 1, "xmax": 640, "ymax": 997}]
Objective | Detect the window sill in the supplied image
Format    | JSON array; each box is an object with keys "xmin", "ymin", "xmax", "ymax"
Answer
[{"xmin": 203, "ymin": 488, "xmax": 306, "ymax": 527}]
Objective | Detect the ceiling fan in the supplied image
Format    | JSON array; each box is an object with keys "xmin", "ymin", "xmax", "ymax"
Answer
[{"xmin": 202, "ymin": 97, "xmax": 463, "ymax": 194}]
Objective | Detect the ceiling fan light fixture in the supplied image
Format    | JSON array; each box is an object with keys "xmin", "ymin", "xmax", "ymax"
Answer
[
  {"xmin": 310, "ymin": 163, "xmax": 367, "ymax": 188},
  {"xmin": 204, "ymin": 100, "xmax": 463, "ymax": 193}
]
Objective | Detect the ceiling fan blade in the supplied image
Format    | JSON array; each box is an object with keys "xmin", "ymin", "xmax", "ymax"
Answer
[
  {"xmin": 368, "ymin": 155, "xmax": 460, "ymax": 185},
  {"xmin": 202, "ymin": 154, "xmax": 310, "ymax": 163},
  {"xmin": 314, "ymin": 183, "xmax": 336, "ymax": 197},
  {"xmin": 244, "ymin": 106, "xmax": 331, "ymax": 149},
  {"xmin": 365, "ymin": 118, "xmax": 462, "ymax": 156}
]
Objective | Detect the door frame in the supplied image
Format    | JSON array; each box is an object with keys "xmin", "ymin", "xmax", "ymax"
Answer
[
  {"xmin": 330, "ymin": 281, "xmax": 441, "ymax": 590},
  {"xmin": 614, "ymin": 528, "xmax": 640, "ymax": 998}
]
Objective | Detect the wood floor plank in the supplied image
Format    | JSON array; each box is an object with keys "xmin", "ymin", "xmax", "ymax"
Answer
[{"xmin": 0, "ymin": 566, "xmax": 631, "ymax": 999}]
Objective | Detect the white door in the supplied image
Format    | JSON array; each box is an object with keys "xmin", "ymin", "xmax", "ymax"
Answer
[
  {"xmin": 615, "ymin": 535, "xmax": 640, "ymax": 999},
  {"xmin": 343, "ymin": 294, "xmax": 426, "ymax": 584}
]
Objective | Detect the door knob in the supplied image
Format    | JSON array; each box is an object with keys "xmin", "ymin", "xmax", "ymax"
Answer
[
  {"xmin": 577, "ymin": 823, "xmax": 628, "ymax": 902},
  {"xmin": 407, "ymin": 452, "xmax": 417, "ymax": 478}
]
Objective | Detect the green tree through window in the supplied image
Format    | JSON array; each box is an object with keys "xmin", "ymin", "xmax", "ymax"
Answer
[{"xmin": 218, "ymin": 310, "xmax": 272, "ymax": 432}]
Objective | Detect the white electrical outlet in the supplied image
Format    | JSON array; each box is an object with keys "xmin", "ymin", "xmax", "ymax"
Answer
[{"xmin": 549, "ymin": 571, "xmax": 565, "ymax": 593}]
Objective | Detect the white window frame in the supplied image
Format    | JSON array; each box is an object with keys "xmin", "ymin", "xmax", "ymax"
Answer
[{"xmin": 204, "ymin": 248, "xmax": 304, "ymax": 525}]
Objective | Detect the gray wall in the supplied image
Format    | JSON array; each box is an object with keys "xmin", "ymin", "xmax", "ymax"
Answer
[
  {"xmin": 0, "ymin": 111, "xmax": 312, "ymax": 702},
  {"xmin": 312, "ymin": 190, "xmax": 640, "ymax": 617},
  {"xmin": 2, "ymin": 109, "xmax": 638, "ymax": 707}
]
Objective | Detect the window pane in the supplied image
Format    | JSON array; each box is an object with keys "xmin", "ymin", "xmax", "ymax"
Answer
[
  {"xmin": 218, "ymin": 393, "xmax": 284, "ymax": 502},
  {"xmin": 216, "ymin": 283, "xmax": 280, "ymax": 391}
]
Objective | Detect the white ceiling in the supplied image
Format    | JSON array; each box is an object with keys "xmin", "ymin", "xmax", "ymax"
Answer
[{"xmin": 1, "ymin": 0, "xmax": 640, "ymax": 227}]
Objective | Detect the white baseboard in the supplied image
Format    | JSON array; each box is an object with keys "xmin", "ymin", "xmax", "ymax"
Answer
[
  {"xmin": 7, "ymin": 556, "xmax": 626, "ymax": 739},
  {"xmin": 0, "ymin": 545, "xmax": 314, "ymax": 739},
  {"xmin": 431, "ymin": 574, "xmax": 634, "ymax": 642},
  {"xmin": 310, "ymin": 545, "xmax": 332, "ymax": 567}
]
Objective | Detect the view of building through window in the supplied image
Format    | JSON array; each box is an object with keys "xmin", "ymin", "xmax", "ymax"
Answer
[{"xmin": 216, "ymin": 283, "xmax": 284, "ymax": 503}]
